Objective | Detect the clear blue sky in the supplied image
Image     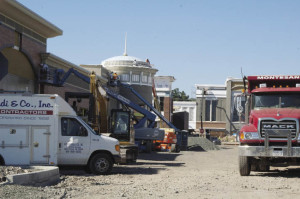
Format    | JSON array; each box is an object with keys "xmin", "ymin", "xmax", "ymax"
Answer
[{"xmin": 18, "ymin": 0, "xmax": 300, "ymax": 97}]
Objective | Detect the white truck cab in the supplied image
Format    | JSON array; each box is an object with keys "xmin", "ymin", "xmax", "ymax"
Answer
[{"xmin": 0, "ymin": 93, "xmax": 121, "ymax": 175}]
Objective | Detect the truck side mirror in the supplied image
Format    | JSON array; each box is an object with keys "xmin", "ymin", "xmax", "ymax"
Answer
[{"xmin": 79, "ymin": 126, "xmax": 88, "ymax": 136}]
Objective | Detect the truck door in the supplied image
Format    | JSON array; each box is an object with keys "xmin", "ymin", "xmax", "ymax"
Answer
[
  {"xmin": 31, "ymin": 126, "xmax": 50, "ymax": 164},
  {"xmin": 58, "ymin": 117, "xmax": 90, "ymax": 165}
]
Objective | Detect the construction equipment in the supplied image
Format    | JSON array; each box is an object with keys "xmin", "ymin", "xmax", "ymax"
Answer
[
  {"xmin": 101, "ymin": 79, "xmax": 165, "ymax": 152},
  {"xmin": 109, "ymin": 75, "xmax": 182, "ymax": 152},
  {"xmin": 151, "ymin": 79, "xmax": 179, "ymax": 152},
  {"xmin": 40, "ymin": 68, "xmax": 181, "ymax": 154},
  {"xmin": 40, "ymin": 68, "xmax": 138, "ymax": 163}
]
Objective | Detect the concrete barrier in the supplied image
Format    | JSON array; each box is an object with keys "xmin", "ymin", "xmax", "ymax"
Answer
[{"xmin": 5, "ymin": 166, "xmax": 59, "ymax": 186}]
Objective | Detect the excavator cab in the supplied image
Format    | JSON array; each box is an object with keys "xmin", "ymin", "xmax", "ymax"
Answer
[{"xmin": 110, "ymin": 109, "xmax": 131, "ymax": 141}]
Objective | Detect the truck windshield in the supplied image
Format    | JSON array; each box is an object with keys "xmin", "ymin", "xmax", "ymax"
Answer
[{"xmin": 252, "ymin": 93, "xmax": 300, "ymax": 109}]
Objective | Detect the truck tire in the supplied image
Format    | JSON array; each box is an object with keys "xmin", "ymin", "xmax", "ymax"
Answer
[
  {"xmin": 0, "ymin": 156, "xmax": 4, "ymax": 166},
  {"xmin": 89, "ymin": 153, "xmax": 113, "ymax": 175},
  {"xmin": 146, "ymin": 141, "xmax": 152, "ymax": 153},
  {"xmin": 239, "ymin": 156, "xmax": 251, "ymax": 176}
]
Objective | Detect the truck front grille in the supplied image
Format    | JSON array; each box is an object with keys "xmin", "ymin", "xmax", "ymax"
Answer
[{"xmin": 260, "ymin": 120, "xmax": 297, "ymax": 139}]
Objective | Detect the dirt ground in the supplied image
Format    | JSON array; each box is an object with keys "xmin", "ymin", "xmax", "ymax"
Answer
[{"xmin": 2, "ymin": 145, "xmax": 300, "ymax": 199}]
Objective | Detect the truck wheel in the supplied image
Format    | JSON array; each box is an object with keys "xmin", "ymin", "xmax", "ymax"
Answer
[
  {"xmin": 0, "ymin": 156, "xmax": 4, "ymax": 166},
  {"xmin": 146, "ymin": 141, "xmax": 152, "ymax": 153},
  {"xmin": 89, "ymin": 153, "xmax": 113, "ymax": 175},
  {"xmin": 175, "ymin": 144, "xmax": 181, "ymax": 153},
  {"xmin": 239, "ymin": 156, "xmax": 251, "ymax": 176}
]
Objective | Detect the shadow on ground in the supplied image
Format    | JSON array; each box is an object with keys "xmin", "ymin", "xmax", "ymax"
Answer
[
  {"xmin": 112, "ymin": 166, "xmax": 167, "ymax": 175},
  {"xmin": 255, "ymin": 168, "xmax": 300, "ymax": 178},
  {"xmin": 59, "ymin": 153, "xmax": 185, "ymax": 176},
  {"xmin": 59, "ymin": 165, "xmax": 166, "ymax": 176},
  {"xmin": 187, "ymin": 145, "xmax": 206, "ymax": 152},
  {"xmin": 137, "ymin": 152, "xmax": 182, "ymax": 161}
]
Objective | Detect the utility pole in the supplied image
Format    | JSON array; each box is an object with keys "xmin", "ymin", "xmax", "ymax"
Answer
[{"xmin": 200, "ymin": 88, "xmax": 205, "ymax": 135}]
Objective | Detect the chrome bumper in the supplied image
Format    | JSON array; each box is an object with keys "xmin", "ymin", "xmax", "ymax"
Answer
[
  {"xmin": 239, "ymin": 146, "xmax": 300, "ymax": 157},
  {"xmin": 240, "ymin": 131, "xmax": 300, "ymax": 157}
]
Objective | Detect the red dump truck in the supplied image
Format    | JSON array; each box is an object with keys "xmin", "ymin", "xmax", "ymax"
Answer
[{"xmin": 239, "ymin": 75, "xmax": 300, "ymax": 176}]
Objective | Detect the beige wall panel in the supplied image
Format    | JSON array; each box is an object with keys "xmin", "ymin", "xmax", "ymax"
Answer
[
  {"xmin": 0, "ymin": 73, "xmax": 34, "ymax": 91},
  {"xmin": 2, "ymin": 48, "xmax": 34, "ymax": 80}
]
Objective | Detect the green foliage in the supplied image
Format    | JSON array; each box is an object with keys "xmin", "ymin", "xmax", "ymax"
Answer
[{"xmin": 172, "ymin": 88, "xmax": 190, "ymax": 101}]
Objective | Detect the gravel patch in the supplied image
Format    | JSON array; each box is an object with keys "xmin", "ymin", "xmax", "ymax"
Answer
[
  {"xmin": 2, "ymin": 146, "xmax": 300, "ymax": 199},
  {"xmin": 0, "ymin": 166, "xmax": 36, "ymax": 183}
]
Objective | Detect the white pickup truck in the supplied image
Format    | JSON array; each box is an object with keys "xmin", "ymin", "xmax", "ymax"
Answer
[{"xmin": 0, "ymin": 93, "xmax": 121, "ymax": 174}]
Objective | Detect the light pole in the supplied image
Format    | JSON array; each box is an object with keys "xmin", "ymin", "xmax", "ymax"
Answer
[{"xmin": 200, "ymin": 88, "xmax": 205, "ymax": 135}]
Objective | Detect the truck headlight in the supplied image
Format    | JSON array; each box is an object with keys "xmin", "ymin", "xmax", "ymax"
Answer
[
  {"xmin": 115, "ymin": 144, "xmax": 120, "ymax": 152},
  {"xmin": 240, "ymin": 132, "xmax": 259, "ymax": 140}
]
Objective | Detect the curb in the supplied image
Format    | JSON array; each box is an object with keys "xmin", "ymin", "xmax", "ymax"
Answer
[
  {"xmin": 4, "ymin": 166, "xmax": 59, "ymax": 186},
  {"xmin": 222, "ymin": 142, "xmax": 239, "ymax": 146}
]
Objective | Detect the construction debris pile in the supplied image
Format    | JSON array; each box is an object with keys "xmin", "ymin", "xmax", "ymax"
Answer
[
  {"xmin": 187, "ymin": 137, "xmax": 220, "ymax": 151},
  {"xmin": 220, "ymin": 135, "xmax": 237, "ymax": 143}
]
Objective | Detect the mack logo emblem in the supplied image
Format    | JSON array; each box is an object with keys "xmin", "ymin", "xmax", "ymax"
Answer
[{"xmin": 263, "ymin": 124, "xmax": 295, "ymax": 129}]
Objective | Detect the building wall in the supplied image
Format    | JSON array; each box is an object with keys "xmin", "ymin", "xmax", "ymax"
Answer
[
  {"xmin": 0, "ymin": 0, "xmax": 62, "ymax": 93},
  {"xmin": 41, "ymin": 53, "xmax": 92, "ymax": 111},
  {"xmin": 0, "ymin": 23, "xmax": 46, "ymax": 93},
  {"xmin": 163, "ymin": 96, "xmax": 172, "ymax": 122},
  {"xmin": 154, "ymin": 76, "xmax": 175, "ymax": 127},
  {"xmin": 195, "ymin": 84, "xmax": 227, "ymax": 136},
  {"xmin": 119, "ymin": 84, "xmax": 153, "ymax": 105},
  {"xmin": 0, "ymin": 15, "xmax": 48, "ymax": 65},
  {"xmin": 196, "ymin": 97, "xmax": 226, "ymax": 121},
  {"xmin": 107, "ymin": 66, "xmax": 156, "ymax": 105},
  {"xmin": 225, "ymin": 78, "xmax": 247, "ymax": 134},
  {"xmin": 44, "ymin": 83, "xmax": 90, "ymax": 115},
  {"xmin": 173, "ymin": 101, "xmax": 197, "ymax": 129},
  {"xmin": 22, "ymin": 33, "xmax": 46, "ymax": 72},
  {"xmin": 0, "ymin": 23, "xmax": 14, "ymax": 48},
  {"xmin": 195, "ymin": 79, "xmax": 248, "ymax": 136},
  {"xmin": 0, "ymin": 2, "xmax": 112, "ymax": 132}
]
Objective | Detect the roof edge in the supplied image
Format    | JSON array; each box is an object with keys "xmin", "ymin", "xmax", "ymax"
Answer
[{"xmin": 1, "ymin": 0, "xmax": 62, "ymax": 38}]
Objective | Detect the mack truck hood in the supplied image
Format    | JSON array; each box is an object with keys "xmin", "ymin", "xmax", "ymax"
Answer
[{"xmin": 250, "ymin": 108, "xmax": 300, "ymax": 128}]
